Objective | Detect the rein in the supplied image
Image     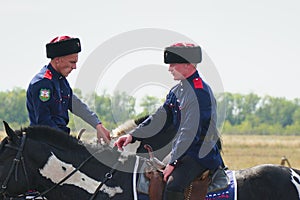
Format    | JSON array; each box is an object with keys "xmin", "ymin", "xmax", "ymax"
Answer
[
  {"xmin": 34, "ymin": 149, "xmax": 101, "ymax": 199},
  {"xmin": 0, "ymin": 133, "xmax": 30, "ymax": 196},
  {"xmin": 34, "ymin": 147, "xmax": 121, "ymax": 200},
  {"xmin": 88, "ymin": 159, "xmax": 120, "ymax": 200},
  {"xmin": 0, "ymin": 132, "xmax": 121, "ymax": 200}
]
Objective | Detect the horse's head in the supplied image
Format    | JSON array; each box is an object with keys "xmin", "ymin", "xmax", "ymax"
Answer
[
  {"xmin": 0, "ymin": 121, "xmax": 87, "ymax": 198},
  {"xmin": 0, "ymin": 121, "xmax": 30, "ymax": 198},
  {"xmin": 0, "ymin": 122, "xmax": 133, "ymax": 199}
]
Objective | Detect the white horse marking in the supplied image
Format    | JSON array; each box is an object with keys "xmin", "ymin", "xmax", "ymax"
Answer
[
  {"xmin": 39, "ymin": 153, "xmax": 123, "ymax": 198},
  {"xmin": 290, "ymin": 169, "xmax": 300, "ymax": 199}
]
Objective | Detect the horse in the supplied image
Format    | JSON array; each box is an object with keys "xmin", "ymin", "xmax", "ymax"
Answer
[{"xmin": 1, "ymin": 122, "xmax": 300, "ymax": 200}]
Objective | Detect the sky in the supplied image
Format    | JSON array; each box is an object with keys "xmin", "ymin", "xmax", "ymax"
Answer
[{"xmin": 0, "ymin": 0, "xmax": 300, "ymax": 100}]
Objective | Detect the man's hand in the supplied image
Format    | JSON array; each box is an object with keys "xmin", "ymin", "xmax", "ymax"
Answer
[
  {"xmin": 114, "ymin": 134, "xmax": 133, "ymax": 151},
  {"xmin": 163, "ymin": 164, "xmax": 175, "ymax": 182},
  {"xmin": 96, "ymin": 123, "xmax": 111, "ymax": 144}
]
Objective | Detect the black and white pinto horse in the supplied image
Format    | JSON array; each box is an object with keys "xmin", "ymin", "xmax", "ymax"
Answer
[{"xmin": 1, "ymin": 122, "xmax": 300, "ymax": 200}]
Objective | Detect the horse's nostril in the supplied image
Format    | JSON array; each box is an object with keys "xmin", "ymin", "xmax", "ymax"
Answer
[{"xmin": 62, "ymin": 166, "xmax": 66, "ymax": 171}]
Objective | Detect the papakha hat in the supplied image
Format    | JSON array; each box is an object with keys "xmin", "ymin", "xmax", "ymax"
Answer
[
  {"xmin": 46, "ymin": 36, "xmax": 81, "ymax": 59},
  {"xmin": 164, "ymin": 44, "xmax": 202, "ymax": 64}
]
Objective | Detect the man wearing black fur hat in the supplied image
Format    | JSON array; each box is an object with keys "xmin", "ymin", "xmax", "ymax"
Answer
[
  {"xmin": 115, "ymin": 43, "xmax": 224, "ymax": 199},
  {"xmin": 26, "ymin": 36, "xmax": 110, "ymax": 143}
]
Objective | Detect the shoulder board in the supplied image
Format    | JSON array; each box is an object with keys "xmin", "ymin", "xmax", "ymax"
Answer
[
  {"xmin": 43, "ymin": 69, "xmax": 53, "ymax": 80},
  {"xmin": 193, "ymin": 78, "xmax": 203, "ymax": 89}
]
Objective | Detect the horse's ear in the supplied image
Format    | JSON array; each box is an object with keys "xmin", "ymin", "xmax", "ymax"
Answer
[{"xmin": 3, "ymin": 121, "xmax": 18, "ymax": 142}]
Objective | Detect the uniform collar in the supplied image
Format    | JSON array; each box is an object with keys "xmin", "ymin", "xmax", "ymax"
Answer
[
  {"xmin": 181, "ymin": 71, "xmax": 200, "ymax": 87},
  {"xmin": 47, "ymin": 63, "xmax": 64, "ymax": 80}
]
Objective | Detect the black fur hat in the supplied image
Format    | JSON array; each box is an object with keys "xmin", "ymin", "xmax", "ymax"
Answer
[
  {"xmin": 46, "ymin": 37, "xmax": 81, "ymax": 59},
  {"xmin": 164, "ymin": 46, "xmax": 202, "ymax": 64}
]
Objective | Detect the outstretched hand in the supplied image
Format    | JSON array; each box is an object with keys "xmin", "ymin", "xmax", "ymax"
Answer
[
  {"xmin": 96, "ymin": 123, "xmax": 111, "ymax": 144},
  {"xmin": 114, "ymin": 134, "xmax": 133, "ymax": 151}
]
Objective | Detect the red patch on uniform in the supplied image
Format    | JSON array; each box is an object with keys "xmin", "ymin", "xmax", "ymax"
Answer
[
  {"xmin": 44, "ymin": 70, "xmax": 52, "ymax": 80},
  {"xmin": 193, "ymin": 78, "xmax": 203, "ymax": 89}
]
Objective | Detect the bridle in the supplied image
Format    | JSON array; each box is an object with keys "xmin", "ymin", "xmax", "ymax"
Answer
[
  {"xmin": 0, "ymin": 132, "xmax": 30, "ymax": 198},
  {"xmin": 0, "ymin": 132, "xmax": 121, "ymax": 200}
]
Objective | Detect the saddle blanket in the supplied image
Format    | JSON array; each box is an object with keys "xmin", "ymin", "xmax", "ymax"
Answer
[
  {"xmin": 205, "ymin": 170, "xmax": 237, "ymax": 200},
  {"xmin": 133, "ymin": 156, "xmax": 237, "ymax": 200}
]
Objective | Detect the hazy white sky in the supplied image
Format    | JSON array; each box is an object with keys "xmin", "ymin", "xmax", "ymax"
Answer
[{"xmin": 0, "ymin": 0, "xmax": 299, "ymax": 99}]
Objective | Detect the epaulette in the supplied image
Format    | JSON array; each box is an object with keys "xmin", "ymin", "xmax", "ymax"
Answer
[
  {"xmin": 193, "ymin": 78, "xmax": 203, "ymax": 89},
  {"xmin": 43, "ymin": 69, "xmax": 53, "ymax": 80}
]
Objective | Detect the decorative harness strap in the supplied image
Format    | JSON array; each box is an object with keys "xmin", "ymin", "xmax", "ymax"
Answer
[
  {"xmin": 0, "ymin": 133, "xmax": 30, "ymax": 195},
  {"xmin": 89, "ymin": 160, "xmax": 120, "ymax": 200}
]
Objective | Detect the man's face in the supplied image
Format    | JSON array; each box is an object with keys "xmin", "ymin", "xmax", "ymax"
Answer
[
  {"xmin": 55, "ymin": 53, "xmax": 78, "ymax": 77},
  {"xmin": 168, "ymin": 63, "xmax": 189, "ymax": 80}
]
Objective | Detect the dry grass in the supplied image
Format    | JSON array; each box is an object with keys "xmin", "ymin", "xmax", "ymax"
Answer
[
  {"xmin": 1, "ymin": 131, "xmax": 299, "ymax": 170},
  {"xmin": 221, "ymin": 135, "xmax": 300, "ymax": 170}
]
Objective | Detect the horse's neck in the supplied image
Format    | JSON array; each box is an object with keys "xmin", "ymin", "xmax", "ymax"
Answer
[{"xmin": 35, "ymin": 147, "xmax": 136, "ymax": 199}]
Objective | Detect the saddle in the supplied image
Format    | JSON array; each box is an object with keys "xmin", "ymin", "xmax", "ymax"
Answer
[{"xmin": 138, "ymin": 145, "xmax": 229, "ymax": 200}]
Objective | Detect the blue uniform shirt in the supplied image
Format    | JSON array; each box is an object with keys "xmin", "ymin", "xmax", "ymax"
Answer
[
  {"xmin": 132, "ymin": 71, "xmax": 222, "ymax": 170},
  {"xmin": 27, "ymin": 64, "xmax": 101, "ymax": 133},
  {"xmin": 171, "ymin": 71, "xmax": 222, "ymax": 169}
]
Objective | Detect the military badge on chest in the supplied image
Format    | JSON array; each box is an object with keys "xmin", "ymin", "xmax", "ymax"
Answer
[{"xmin": 39, "ymin": 88, "xmax": 51, "ymax": 102}]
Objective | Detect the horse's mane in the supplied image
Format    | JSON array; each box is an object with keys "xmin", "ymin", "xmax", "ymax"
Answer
[
  {"xmin": 17, "ymin": 125, "xmax": 126, "ymax": 163},
  {"xmin": 17, "ymin": 125, "xmax": 86, "ymax": 151}
]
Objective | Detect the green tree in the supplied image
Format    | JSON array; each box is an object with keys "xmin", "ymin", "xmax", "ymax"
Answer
[
  {"xmin": 220, "ymin": 93, "xmax": 251, "ymax": 126},
  {"xmin": 110, "ymin": 91, "xmax": 136, "ymax": 123},
  {"xmin": 256, "ymin": 96, "xmax": 297, "ymax": 127},
  {"xmin": 222, "ymin": 93, "xmax": 234, "ymax": 126},
  {"xmin": 1, "ymin": 87, "xmax": 300, "ymax": 135},
  {"xmin": 0, "ymin": 88, "xmax": 29, "ymax": 129},
  {"xmin": 139, "ymin": 95, "xmax": 161, "ymax": 116}
]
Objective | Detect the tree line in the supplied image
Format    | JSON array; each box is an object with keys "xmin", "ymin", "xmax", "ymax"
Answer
[{"xmin": 0, "ymin": 87, "xmax": 299, "ymax": 135}]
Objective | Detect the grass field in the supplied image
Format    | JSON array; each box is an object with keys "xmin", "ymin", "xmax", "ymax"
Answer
[
  {"xmin": 1, "ymin": 131, "xmax": 299, "ymax": 170},
  {"xmin": 221, "ymin": 134, "xmax": 300, "ymax": 170}
]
